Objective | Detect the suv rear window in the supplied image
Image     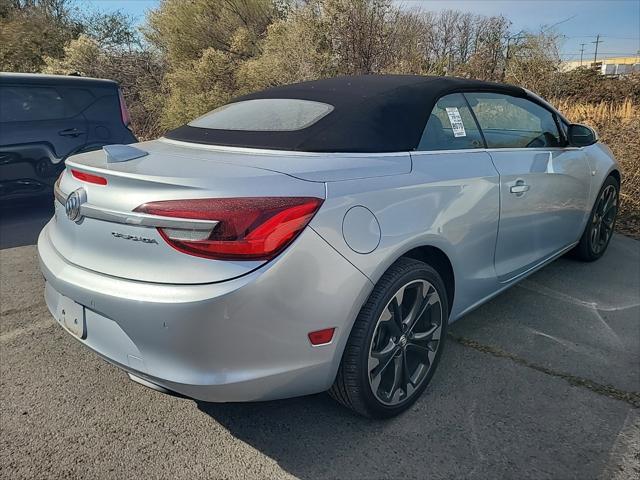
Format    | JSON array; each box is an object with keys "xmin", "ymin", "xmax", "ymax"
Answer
[{"xmin": 188, "ymin": 99, "xmax": 334, "ymax": 131}]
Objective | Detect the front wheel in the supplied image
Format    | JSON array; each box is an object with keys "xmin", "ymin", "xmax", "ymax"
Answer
[
  {"xmin": 329, "ymin": 258, "xmax": 449, "ymax": 418},
  {"xmin": 574, "ymin": 175, "xmax": 619, "ymax": 262}
]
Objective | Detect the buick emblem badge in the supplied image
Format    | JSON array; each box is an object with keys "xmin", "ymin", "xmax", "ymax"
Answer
[{"xmin": 65, "ymin": 188, "xmax": 87, "ymax": 223}]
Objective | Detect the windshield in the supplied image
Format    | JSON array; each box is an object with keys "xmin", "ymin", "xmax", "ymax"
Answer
[{"xmin": 188, "ymin": 99, "xmax": 334, "ymax": 132}]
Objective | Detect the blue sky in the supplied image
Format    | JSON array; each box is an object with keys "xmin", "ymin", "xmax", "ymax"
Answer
[{"xmin": 83, "ymin": 0, "xmax": 640, "ymax": 60}]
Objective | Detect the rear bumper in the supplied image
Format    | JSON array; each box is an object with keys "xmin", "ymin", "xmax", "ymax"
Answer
[{"xmin": 38, "ymin": 222, "xmax": 373, "ymax": 402}]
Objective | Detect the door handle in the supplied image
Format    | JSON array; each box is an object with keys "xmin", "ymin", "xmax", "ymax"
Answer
[
  {"xmin": 510, "ymin": 185, "xmax": 530, "ymax": 194},
  {"xmin": 510, "ymin": 180, "xmax": 530, "ymax": 195},
  {"xmin": 58, "ymin": 128, "xmax": 85, "ymax": 137}
]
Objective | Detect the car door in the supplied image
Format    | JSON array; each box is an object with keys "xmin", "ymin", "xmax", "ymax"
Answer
[
  {"xmin": 0, "ymin": 84, "xmax": 89, "ymax": 196},
  {"xmin": 465, "ymin": 92, "xmax": 591, "ymax": 282},
  {"xmin": 412, "ymin": 93, "xmax": 501, "ymax": 311},
  {"xmin": 0, "ymin": 84, "xmax": 88, "ymax": 160}
]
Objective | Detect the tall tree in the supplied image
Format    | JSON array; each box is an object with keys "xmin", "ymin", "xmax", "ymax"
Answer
[
  {"xmin": 0, "ymin": 0, "xmax": 81, "ymax": 71},
  {"xmin": 143, "ymin": 0, "xmax": 283, "ymax": 128}
]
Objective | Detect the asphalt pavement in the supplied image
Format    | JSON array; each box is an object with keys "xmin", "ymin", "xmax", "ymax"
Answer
[{"xmin": 1, "ymin": 198, "xmax": 639, "ymax": 480}]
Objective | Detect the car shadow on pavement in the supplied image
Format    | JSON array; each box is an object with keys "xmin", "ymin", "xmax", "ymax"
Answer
[
  {"xmin": 0, "ymin": 196, "xmax": 54, "ymax": 249},
  {"xmin": 195, "ymin": 239, "xmax": 639, "ymax": 479},
  {"xmin": 195, "ymin": 338, "xmax": 635, "ymax": 479}
]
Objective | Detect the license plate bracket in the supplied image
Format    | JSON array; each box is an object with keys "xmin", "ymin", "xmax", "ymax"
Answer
[{"xmin": 56, "ymin": 295, "xmax": 86, "ymax": 339}]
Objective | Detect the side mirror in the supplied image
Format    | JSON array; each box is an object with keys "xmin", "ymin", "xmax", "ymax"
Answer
[{"xmin": 568, "ymin": 124, "xmax": 597, "ymax": 147}]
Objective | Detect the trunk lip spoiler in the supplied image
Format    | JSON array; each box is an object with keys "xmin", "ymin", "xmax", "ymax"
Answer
[{"xmin": 54, "ymin": 182, "xmax": 218, "ymax": 231}]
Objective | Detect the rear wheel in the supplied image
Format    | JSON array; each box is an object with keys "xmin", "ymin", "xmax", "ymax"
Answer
[
  {"xmin": 329, "ymin": 258, "xmax": 448, "ymax": 418},
  {"xmin": 574, "ymin": 175, "xmax": 619, "ymax": 261}
]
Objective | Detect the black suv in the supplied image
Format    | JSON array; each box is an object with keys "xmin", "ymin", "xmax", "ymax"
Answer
[{"xmin": 0, "ymin": 73, "xmax": 137, "ymax": 199}]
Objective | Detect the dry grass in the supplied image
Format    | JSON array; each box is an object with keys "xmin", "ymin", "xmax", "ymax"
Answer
[
  {"xmin": 554, "ymin": 98, "xmax": 636, "ymax": 125},
  {"xmin": 554, "ymin": 99, "xmax": 640, "ymax": 239}
]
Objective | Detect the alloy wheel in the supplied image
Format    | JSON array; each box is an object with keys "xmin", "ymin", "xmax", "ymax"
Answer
[
  {"xmin": 590, "ymin": 184, "xmax": 617, "ymax": 255},
  {"xmin": 367, "ymin": 279, "xmax": 443, "ymax": 406}
]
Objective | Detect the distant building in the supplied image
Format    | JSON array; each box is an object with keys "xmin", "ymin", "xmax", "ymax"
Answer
[{"xmin": 562, "ymin": 56, "xmax": 640, "ymax": 75}]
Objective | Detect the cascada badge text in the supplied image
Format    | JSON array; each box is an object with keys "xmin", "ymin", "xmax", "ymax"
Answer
[
  {"xmin": 111, "ymin": 232, "xmax": 158, "ymax": 244},
  {"xmin": 65, "ymin": 188, "xmax": 87, "ymax": 223}
]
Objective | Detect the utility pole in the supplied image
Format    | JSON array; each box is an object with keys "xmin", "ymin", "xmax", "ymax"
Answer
[
  {"xmin": 579, "ymin": 43, "xmax": 586, "ymax": 66},
  {"xmin": 592, "ymin": 34, "xmax": 603, "ymax": 64}
]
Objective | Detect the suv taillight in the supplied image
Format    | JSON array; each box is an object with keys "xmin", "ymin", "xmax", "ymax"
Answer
[
  {"xmin": 118, "ymin": 88, "xmax": 132, "ymax": 128},
  {"xmin": 134, "ymin": 197, "xmax": 323, "ymax": 260}
]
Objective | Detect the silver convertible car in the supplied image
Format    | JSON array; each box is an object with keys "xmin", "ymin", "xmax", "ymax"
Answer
[{"xmin": 38, "ymin": 75, "xmax": 620, "ymax": 418}]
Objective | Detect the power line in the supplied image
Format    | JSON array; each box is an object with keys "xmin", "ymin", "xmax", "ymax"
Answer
[
  {"xmin": 561, "ymin": 51, "xmax": 639, "ymax": 55},
  {"xmin": 564, "ymin": 35, "xmax": 640, "ymax": 40},
  {"xmin": 541, "ymin": 14, "xmax": 577, "ymax": 32}
]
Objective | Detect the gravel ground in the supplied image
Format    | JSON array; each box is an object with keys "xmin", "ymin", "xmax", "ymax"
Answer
[{"xmin": 1, "ymin": 204, "xmax": 638, "ymax": 479}]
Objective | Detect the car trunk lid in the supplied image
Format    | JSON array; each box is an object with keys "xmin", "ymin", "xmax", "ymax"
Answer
[{"xmin": 49, "ymin": 142, "xmax": 326, "ymax": 284}]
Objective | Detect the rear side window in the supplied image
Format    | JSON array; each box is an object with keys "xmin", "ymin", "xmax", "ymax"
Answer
[
  {"xmin": 59, "ymin": 87, "xmax": 95, "ymax": 115},
  {"xmin": 189, "ymin": 99, "xmax": 334, "ymax": 131},
  {"xmin": 0, "ymin": 85, "xmax": 95, "ymax": 122},
  {"xmin": 465, "ymin": 92, "xmax": 561, "ymax": 148},
  {"xmin": 417, "ymin": 93, "xmax": 485, "ymax": 151},
  {"xmin": 0, "ymin": 86, "xmax": 65, "ymax": 122}
]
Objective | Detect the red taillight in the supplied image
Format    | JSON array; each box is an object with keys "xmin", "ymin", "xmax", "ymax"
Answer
[
  {"xmin": 71, "ymin": 169, "xmax": 107, "ymax": 185},
  {"xmin": 135, "ymin": 197, "xmax": 324, "ymax": 260},
  {"xmin": 118, "ymin": 88, "xmax": 131, "ymax": 128},
  {"xmin": 308, "ymin": 328, "xmax": 335, "ymax": 346}
]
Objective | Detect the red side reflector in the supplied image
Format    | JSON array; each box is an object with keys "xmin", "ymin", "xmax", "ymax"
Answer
[
  {"xmin": 71, "ymin": 169, "xmax": 107, "ymax": 185},
  {"xmin": 308, "ymin": 328, "xmax": 335, "ymax": 346}
]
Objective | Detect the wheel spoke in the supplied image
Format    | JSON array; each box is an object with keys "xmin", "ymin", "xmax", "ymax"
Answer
[
  {"xmin": 590, "ymin": 222, "xmax": 598, "ymax": 245},
  {"xmin": 600, "ymin": 186, "xmax": 617, "ymax": 219},
  {"xmin": 406, "ymin": 340, "xmax": 432, "ymax": 357},
  {"xmin": 407, "ymin": 289, "xmax": 438, "ymax": 334},
  {"xmin": 603, "ymin": 216, "xmax": 615, "ymax": 230},
  {"xmin": 411, "ymin": 323, "xmax": 440, "ymax": 342},
  {"xmin": 370, "ymin": 340, "xmax": 397, "ymax": 377},
  {"xmin": 401, "ymin": 350, "xmax": 412, "ymax": 393},
  {"xmin": 592, "ymin": 185, "xmax": 617, "ymax": 250},
  {"xmin": 394, "ymin": 285, "xmax": 408, "ymax": 312},
  {"xmin": 600, "ymin": 187, "xmax": 612, "ymax": 214},
  {"xmin": 380, "ymin": 305, "xmax": 402, "ymax": 338},
  {"xmin": 384, "ymin": 355, "xmax": 403, "ymax": 403},
  {"xmin": 400, "ymin": 282, "xmax": 420, "ymax": 326},
  {"xmin": 603, "ymin": 186, "xmax": 616, "ymax": 214}
]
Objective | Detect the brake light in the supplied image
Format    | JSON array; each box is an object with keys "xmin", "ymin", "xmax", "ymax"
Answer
[
  {"xmin": 71, "ymin": 169, "xmax": 107, "ymax": 185},
  {"xmin": 134, "ymin": 197, "xmax": 323, "ymax": 260},
  {"xmin": 118, "ymin": 88, "xmax": 131, "ymax": 128}
]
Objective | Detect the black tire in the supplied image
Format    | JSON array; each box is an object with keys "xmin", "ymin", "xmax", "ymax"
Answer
[
  {"xmin": 329, "ymin": 257, "xmax": 449, "ymax": 418},
  {"xmin": 573, "ymin": 175, "xmax": 619, "ymax": 262}
]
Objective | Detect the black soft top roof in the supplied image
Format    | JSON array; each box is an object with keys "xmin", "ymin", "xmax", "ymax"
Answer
[{"xmin": 166, "ymin": 75, "xmax": 527, "ymax": 153}]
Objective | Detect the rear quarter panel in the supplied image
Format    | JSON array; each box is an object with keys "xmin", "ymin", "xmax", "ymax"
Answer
[{"xmin": 310, "ymin": 150, "xmax": 501, "ymax": 320}]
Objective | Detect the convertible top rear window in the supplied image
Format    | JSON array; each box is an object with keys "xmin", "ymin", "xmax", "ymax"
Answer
[
  {"xmin": 165, "ymin": 75, "xmax": 528, "ymax": 153},
  {"xmin": 189, "ymin": 99, "xmax": 334, "ymax": 131}
]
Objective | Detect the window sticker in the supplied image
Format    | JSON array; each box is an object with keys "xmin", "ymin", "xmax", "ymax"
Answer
[{"xmin": 445, "ymin": 107, "xmax": 466, "ymax": 137}]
